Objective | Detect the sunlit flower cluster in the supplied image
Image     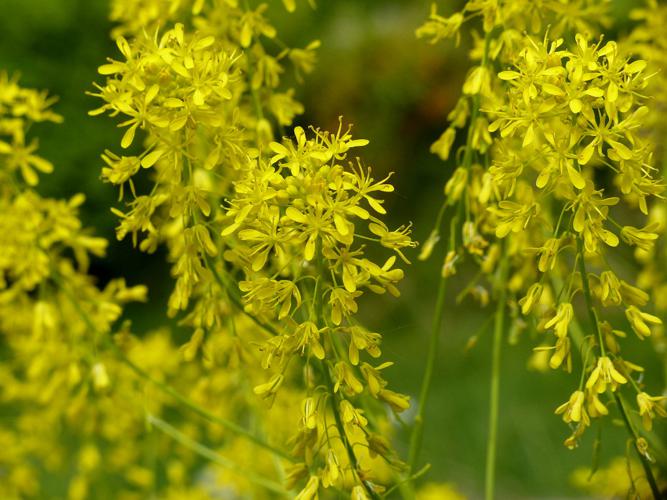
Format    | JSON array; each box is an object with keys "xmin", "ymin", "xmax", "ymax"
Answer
[
  {"xmin": 89, "ymin": 1, "xmax": 416, "ymax": 498},
  {"xmin": 4, "ymin": 0, "xmax": 667, "ymax": 497},
  {"xmin": 417, "ymin": 0, "xmax": 666, "ymax": 495}
]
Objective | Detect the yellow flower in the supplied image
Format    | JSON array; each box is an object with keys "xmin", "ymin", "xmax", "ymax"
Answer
[
  {"xmin": 253, "ymin": 373, "xmax": 284, "ymax": 400},
  {"xmin": 430, "ymin": 128, "xmax": 456, "ymax": 161},
  {"xmin": 351, "ymin": 485, "xmax": 370, "ymax": 500},
  {"xmin": 585, "ymin": 391, "xmax": 609, "ymax": 419},
  {"xmin": 625, "ymin": 305, "xmax": 662, "ymax": 339},
  {"xmin": 537, "ymin": 238, "xmax": 560, "ymax": 272},
  {"xmin": 621, "ymin": 223, "xmax": 660, "ymax": 251},
  {"xmin": 636, "ymin": 392, "xmax": 667, "ymax": 431},
  {"xmin": 415, "ymin": 4, "xmax": 463, "ymax": 45},
  {"xmin": 555, "ymin": 390, "xmax": 586, "ymax": 424},
  {"xmin": 519, "ymin": 283, "xmax": 543, "ymax": 315},
  {"xmin": 378, "ymin": 389, "xmax": 410, "ymax": 412},
  {"xmin": 598, "ymin": 271, "xmax": 622, "ymax": 307},
  {"xmin": 544, "ymin": 303, "xmax": 573, "ymax": 339},
  {"xmin": 295, "ymin": 476, "xmax": 319, "ymax": 500},
  {"xmin": 585, "ymin": 357, "xmax": 627, "ymax": 394}
]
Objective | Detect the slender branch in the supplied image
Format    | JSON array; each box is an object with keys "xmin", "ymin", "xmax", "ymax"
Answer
[
  {"xmin": 613, "ymin": 393, "xmax": 662, "ymax": 497},
  {"xmin": 407, "ymin": 271, "xmax": 447, "ymax": 470},
  {"xmin": 147, "ymin": 414, "xmax": 289, "ymax": 496},
  {"xmin": 322, "ymin": 364, "xmax": 381, "ymax": 500},
  {"xmin": 408, "ymin": 26, "xmax": 495, "ymax": 480},
  {"xmin": 52, "ymin": 271, "xmax": 295, "ymax": 462},
  {"xmin": 242, "ymin": 0, "xmax": 265, "ymax": 122},
  {"xmin": 576, "ymin": 237, "xmax": 661, "ymax": 500},
  {"xmin": 310, "ymin": 254, "xmax": 382, "ymax": 500},
  {"xmin": 117, "ymin": 349, "xmax": 294, "ymax": 461},
  {"xmin": 381, "ymin": 464, "xmax": 431, "ymax": 499},
  {"xmin": 484, "ymin": 249, "xmax": 509, "ymax": 500},
  {"xmin": 576, "ymin": 238, "xmax": 606, "ymax": 356},
  {"xmin": 407, "ymin": 198, "xmax": 466, "ymax": 479}
]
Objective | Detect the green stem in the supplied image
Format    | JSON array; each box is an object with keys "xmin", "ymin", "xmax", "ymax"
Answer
[
  {"xmin": 484, "ymin": 251, "xmax": 509, "ymax": 500},
  {"xmin": 53, "ymin": 271, "xmax": 294, "ymax": 462},
  {"xmin": 407, "ymin": 28, "xmax": 494, "ymax": 478},
  {"xmin": 407, "ymin": 203, "xmax": 463, "ymax": 480},
  {"xmin": 381, "ymin": 464, "xmax": 432, "ymax": 499},
  {"xmin": 552, "ymin": 275, "xmax": 667, "ymax": 468},
  {"xmin": 407, "ymin": 273, "xmax": 447, "ymax": 471},
  {"xmin": 119, "ymin": 352, "xmax": 294, "ymax": 461},
  {"xmin": 311, "ymin": 255, "xmax": 381, "ymax": 500},
  {"xmin": 242, "ymin": 0, "xmax": 265, "ymax": 122},
  {"xmin": 322, "ymin": 365, "xmax": 381, "ymax": 500},
  {"xmin": 147, "ymin": 414, "xmax": 289, "ymax": 496},
  {"xmin": 576, "ymin": 238, "xmax": 661, "ymax": 500},
  {"xmin": 613, "ymin": 393, "xmax": 662, "ymax": 498},
  {"xmin": 576, "ymin": 238, "xmax": 606, "ymax": 356}
]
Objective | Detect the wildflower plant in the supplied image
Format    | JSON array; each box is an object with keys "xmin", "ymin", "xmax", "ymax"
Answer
[
  {"xmin": 89, "ymin": 1, "xmax": 416, "ymax": 498},
  {"xmin": 0, "ymin": 72, "xmax": 299, "ymax": 500},
  {"xmin": 5, "ymin": 0, "xmax": 667, "ymax": 498},
  {"xmin": 416, "ymin": 0, "xmax": 667, "ymax": 497}
]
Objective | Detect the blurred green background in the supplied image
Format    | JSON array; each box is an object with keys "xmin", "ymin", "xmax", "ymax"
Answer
[{"xmin": 1, "ymin": 0, "xmax": 662, "ymax": 498}]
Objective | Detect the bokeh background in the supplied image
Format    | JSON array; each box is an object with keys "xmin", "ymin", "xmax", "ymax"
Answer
[{"xmin": 2, "ymin": 0, "xmax": 662, "ymax": 497}]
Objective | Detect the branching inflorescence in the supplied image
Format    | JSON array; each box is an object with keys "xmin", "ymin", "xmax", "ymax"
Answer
[
  {"xmin": 416, "ymin": 0, "xmax": 666, "ymax": 497},
  {"xmin": 3, "ymin": 0, "xmax": 667, "ymax": 498},
  {"xmin": 89, "ymin": 1, "xmax": 416, "ymax": 498}
]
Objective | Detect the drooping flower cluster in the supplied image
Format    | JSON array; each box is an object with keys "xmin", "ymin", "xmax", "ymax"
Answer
[
  {"xmin": 90, "ymin": 1, "xmax": 320, "ymax": 320},
  {"xmin": 221, "ymin": 122, "xmax": 415, "ymax": 495},
  {"xmin": 0, "ymin": 74, "xmax": 318, "ymax": 500},
  {"xmin": 0, "ymin": 72, "xmax": 61, "ymax": 187},
  {"xmin": 487, "ymin": 31, "xmax": 666, "ymax": 447},
  {"xmin": 417, "ymin": 0, "xmax": 666, "ymax": 494},
  {"xmin": 0, "ymin": 76, "xmax": 175, "ymax": 499},
  {"xmin": 90, "ymin": 2, "xmax": 416, "ymax": 498},
  {"xmin": 625, "ymin": 0, "xmax": 667, "ymax": 370}
]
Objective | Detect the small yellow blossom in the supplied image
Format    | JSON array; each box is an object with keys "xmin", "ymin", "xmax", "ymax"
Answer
[
  {"xmin": 636, "ymin": 392, "xmax": 667, "ymax": 431},
  {"xmin": 585, "ymin": 356, "xmax": 627, "ymax": 394}
]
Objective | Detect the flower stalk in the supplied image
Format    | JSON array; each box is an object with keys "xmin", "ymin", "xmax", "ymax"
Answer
[
  {"xmin": 577, "ymin": 237, "xmax": 661, "ymax": 499},
  {"xmin": 485, "ymin": 249, "xmax": 509, "ymax": 500}
]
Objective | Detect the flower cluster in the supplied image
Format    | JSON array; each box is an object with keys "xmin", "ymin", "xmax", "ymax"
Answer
[
  {"xmin": 0, "ymin": 72, "xmax": 61, "ymax": 186},
  {"xmin": 0, "ymin": 75, "xmax": 315, "ymax": 500},
  {"xmin": 0, "ymin": 76, "xmax": 178, "ymax": 499},
  {"xmin": 222, "ymin": 122, "xmax": 415, "ymax": 495},
  {"xmin": 626, "ymin": 0, "xmax": 667, "ymax": 368},
  {"xmin": 91, "ymin": 3, "xmax": 320, "ymax": 320},
  {"xmin": 488, "ymin": 30, "xmax": 665, "ymax": 447},
  {"xmin": 90, "ymin": 1, "xmax": 416, "ymax": 498},
  {"xmin": 417, "ymin": 0, "xmax": 666, "ymax": 494}
]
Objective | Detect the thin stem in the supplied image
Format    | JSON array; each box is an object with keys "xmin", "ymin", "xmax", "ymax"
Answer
[
  {"xmin": 552, "ymin": 275, "xmax": 667, "ymax": 468},
  {"xmin": 242, "ymin": 0, "xmax": 265, "ymax": 122},
  {"xmin": 311, "ymin": 254, "xmax": 381, "ymax": 500},
  {"xmin": 191, "ymin": 210, "xmax": 279, "ymax": 338},
  {"xmin": 460, "ymin": 28, "xmax": 492, "ymax": 173},
  {"xmin": 147, "ymin": 414, "xmax": 289, "ymax": 496},
  {"xmin": 381, "ymin": 464, "xmax": 431, "ymax": 499},
  {"xmin": 407, "ymin": 272, "xmax": 447, "ymax": 470},
  {"xmin": 576, "ymin": 238, "xmax": 661, "ymax": 499},
  {"xmin": 407, "ymin": 28, "xmax": 494, "ymax": 478},
  {"xmin": 52, "ymin": 271, "xmax": 295, "ymax": 462},
  {"xmin": 576, "ymin": 238, "xmax": 606, "ymax": 356},
  {"xmin": 119, "ymin": 352, "xmax": 294, "ymax": 461},
  {"xmin": 613, "ymin": 393, "xmax": 662, "ymax": 497},
  {"xmin": 322, "ymin": 365, "xmax": 381, "ymax": 500},
  {"xmin": 407, "ymin": 204, "xmax": 462, "ymax": 477},
  {"xmin": 484, "ymin": 250, "xmax": 509, "ymax": 500}
]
